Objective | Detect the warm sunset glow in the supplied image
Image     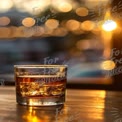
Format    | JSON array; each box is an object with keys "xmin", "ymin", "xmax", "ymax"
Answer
[
  {"xmin": 0, "ymin": 17, "xmax": 10, "ymax": 26},
  {"xmin": 102, "ymin": 20, "xmax": 117, "ymax": 32},
  {"xmin": 66, "ymin": 20, "xmax": 80, "ymax": 31},
  {"xmin": 81, "ymin": 20, "xmax": 95, "ymax": 31},
  {"xmin": 101, "ymin": 60, "xmax": 116, "ymax": 70},
  {"xmin": 45, "ymin": 19, "xmax": 59, "ymax": 29},
  {"xmin": 22, "ymin": 18, "xmax": 36, "ymax": 27},
  {"xmin": 76, "ymin": 7, "xmax": 89, "ymax": 16},
  {"xmin": 58, "ymin": 2, "xmax": 72, "ymax": 12}
]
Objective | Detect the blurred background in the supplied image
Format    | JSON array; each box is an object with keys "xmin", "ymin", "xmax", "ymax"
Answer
[{"xmin": 0, "ymin": 0, "xmax": 121, "ymax": 89}]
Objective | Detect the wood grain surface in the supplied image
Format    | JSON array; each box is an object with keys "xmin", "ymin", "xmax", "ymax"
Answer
[{"xmin": 0, "ymin": 86, "xmax": 122, "ymax": 122}]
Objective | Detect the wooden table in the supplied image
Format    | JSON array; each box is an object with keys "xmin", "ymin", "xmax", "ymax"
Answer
[{"xmin": 0, "ymin": 87, "xmax": 122, "ymax": 122}]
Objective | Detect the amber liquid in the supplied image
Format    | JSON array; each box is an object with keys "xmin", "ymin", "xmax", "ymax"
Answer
[{"xmin": 16, "ymin": 75, "xmax": 66, "ymax": 98}]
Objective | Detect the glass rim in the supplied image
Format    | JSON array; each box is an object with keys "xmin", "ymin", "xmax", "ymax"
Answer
[{"xmin": 14, "ymin": 65, "xmax": 67, "ymax": 68}]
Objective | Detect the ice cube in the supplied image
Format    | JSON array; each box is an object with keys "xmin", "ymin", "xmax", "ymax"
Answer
[
  {"xmin": 43, "ymin": 86, "xmax": 51, "ymax": 96},
  {"xmin": 51, "ymin": 90, "xmax": 63, "ymax": 96},
  {"xmin": 39, "ymin": 87, "xmax": 44, "ymax": 95},
  {"xmin": 51, "ymin": 84, "xmax": 65, "ymax": 96}
]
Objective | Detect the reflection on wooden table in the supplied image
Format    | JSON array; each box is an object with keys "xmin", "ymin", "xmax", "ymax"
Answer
[{"xmin": 0, "ymin": 87, "xmax": 122, "ymax": 122}]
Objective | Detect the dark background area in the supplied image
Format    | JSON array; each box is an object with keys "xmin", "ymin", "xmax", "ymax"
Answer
[{"xmin": 0, "ymin": 0, "xmax": 122, "ymax": 90}]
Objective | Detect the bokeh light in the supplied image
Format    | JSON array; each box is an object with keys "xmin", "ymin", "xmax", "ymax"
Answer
[
  {"xmin": 9, "ymin": 26, "xmax": 18, "ymax": 38},
  {"xmin": 45, "ymin": 19, "xmax": 59, "ymax": 29},
  {"xmin": 13, "ymin": 0, "xmax": 50, "ymax": 15},
  {"xmin": 0, "ymin": 17, "xmax": 10, "ymax": 26},
  {"xmin": 23, "ymin": 27, "xmax": 35, "ymax": 37},
  {"xmin": 15, "ymin": 26, "xmax": 25, "ymax": 37},
  {"xmin": 92, "ymin": 26, "xmax": 101, "ymax": 35},
  {"xmin": 0, "ymin": 0, "xmax": 13, "ymax": 13},
  {"xmin": 72, "ymin": 29, "xmax": 84, "ymax": 35},
  {"xmin": 33, "ymin": 26, "xmax": 45, "ymax": 36},
  {"xmin": 81, "ymin": 20, "xmax": 95, "ymax": 31},
  {"xmin": 76, "ymin": 7, "xmax": 89, "ymax": 17},
  {"xmin": 52, "ymin": 27, "xmax": 68, "ymax": 37},
  {"xmin": 101, "ymin": 60, "xmax": 116, "ymax": 70},
  {"xmin": 22, "ymin": 18, "xmax": 36, "ymax": 27},
  {"xmin": 102, "ymin": 20, "xmax": 117, "ymax": 32},
  {"xmin": 58, "ymin": 2, "xmax": 72, "ymax": 12},
  {"xmin": 66, "ymin": 20, "xmax": 80, "ymax": 31},
  {"xmin": 0, "ymin": 27, "xmax": 11, "ymax": 38},
  {"xmin": 76, "ymin": 40, "xmax": 91, "ymax": 50},
  {"xmin": 44, "ymin": 28, "xmax": 53, "ymax": 36}
]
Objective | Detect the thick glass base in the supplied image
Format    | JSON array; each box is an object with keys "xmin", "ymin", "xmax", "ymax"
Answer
[{"xmin": 16, "ymin": 96, "xmax": 65, "ymax": 106}]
